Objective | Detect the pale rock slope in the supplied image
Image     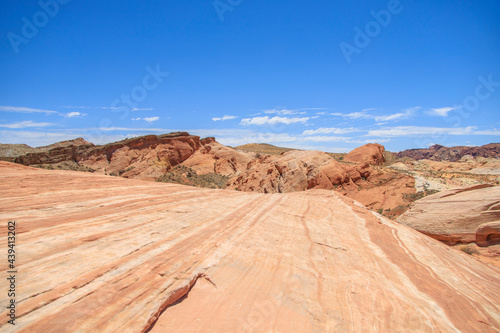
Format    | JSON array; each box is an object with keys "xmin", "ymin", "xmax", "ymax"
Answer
[
  {"xmin": 398, "ymin": 184, "xmax": 500, "ymax": 244},
  {"xmin": 0, "ymin": 161, "xmax": 500, "ymax": 332}
]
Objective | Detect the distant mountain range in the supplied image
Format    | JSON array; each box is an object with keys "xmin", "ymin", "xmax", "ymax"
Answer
[{"xmin": 396, "ymin": 143, "xmax": 500, "ymax": 162}]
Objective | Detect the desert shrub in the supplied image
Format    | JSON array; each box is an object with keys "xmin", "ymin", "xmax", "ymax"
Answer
[
  {"xmin": 460, "ymin": 245, "xmax": 479, "ymax": 256},
  {"xmin": 157, "ymin": 165, "xmax": 229, "ymax": 189},
  {"xmin": 403, "ymin": 189, "xmax": 440, "ymax": 203},
  {"xmin": 383, "ymin": 151, "xmax": 398, "ymax": 166}
]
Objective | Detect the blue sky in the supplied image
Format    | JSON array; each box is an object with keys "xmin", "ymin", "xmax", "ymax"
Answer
[{"xmin": 1, "ymin": 0, "xmax": 499, "ymax": 152}]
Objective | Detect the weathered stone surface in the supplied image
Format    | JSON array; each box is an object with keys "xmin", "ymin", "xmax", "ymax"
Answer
[
  {"xmin": 398, "ymin": 184, "xmax": 500, "ymax": 244},
  {"xmin": 227, "ymin": 150, "xmax": 355, "ymax": 193},
  {"xmin": 477, "ymin": 221, "xmax": 500, "ymax": 246},
  {"xmin": 227, "ymin": 149, "xmax": 415, "ymax": 215},
  {"xmin": 181, "ymin": 140, "xmax": 254, "ymax": 176},
  {"xmin": 344, "ymin": 143, "xmax": 385, "ymax": 165},
  {"xmin": 1, "ymin": 161, "xmax": 500, "ymax": 332}
]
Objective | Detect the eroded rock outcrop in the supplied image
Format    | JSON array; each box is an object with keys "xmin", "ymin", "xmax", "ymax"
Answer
[
  {"xmin": 344, "ymin": 143, "xmax": 385, "ymax": 165},
  {"xmin": 397, "ymin": 184, "xmax": 500, "ymax": 244},
  {"xmin": 181, "ymin": 139, "xmax": 255, "ymax": 176},
  {"xmin": 227, "ymin": 147, "xmax": 415, "ymax": 215},
  {"xmin": 12, "ymin": 133, "xmax": 256, "ymax": 181},
  {"xmin": 396, "ymin": 143, "xmax": 500, "ymax": 162},
  {"xmin": 477, "ymin": 221, "xmax": 500, "ymax": 246},
  {"xmin": 0, "ymin": 161, "xmax": 499, "ymax": 332},
  {"xmin": 226, "ymin": 150, "xmax": 355, "ymax": 193},
  {"xmin": 15, "ymin": 132, "xmax": 203, "ymax": 180},
  {"xmin": 78, "ymin": 132, "xmax": 202, "ymax": 180}
]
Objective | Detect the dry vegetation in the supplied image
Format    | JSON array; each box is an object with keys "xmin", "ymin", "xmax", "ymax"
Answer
[
  {"xmin": 157, "ymin": 165, "xmax": 229, "ymax": 189},
  {"xmin": 33, "ymin": 161, "xmax": 96, "ymax": 173}
]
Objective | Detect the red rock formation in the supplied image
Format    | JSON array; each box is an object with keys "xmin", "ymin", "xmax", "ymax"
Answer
[
  {"xmin": 181, "ymin": 140, "xmax": 254, "ymax": 176},
  {"xmin": 227, "ymin": 150, "xmax": 352, "ymax": 193},
  {"xmin": 396, "ymin": 143, "xmax": 500, "ymax": 162},
  {"xmin": 1, "ymin": 161, "xmax": 500, "ymax": 332},
  {"xmin": 344, "ymin": 143, "xmax": 385, "ymax": 165},
  {"xmin": 227, "ymin": 148, "xmax": 415, "ymax": 215},
  {"xmin": 476, "ymin": 222, "xmax": 500, "ymax": 246},
  {"xmin": 15, "ymin": 132, "xmax": 203, "ymax": 180},
  {"xmin": 79, "ymin": 133, "xmax": 202, "ymax": 180}
]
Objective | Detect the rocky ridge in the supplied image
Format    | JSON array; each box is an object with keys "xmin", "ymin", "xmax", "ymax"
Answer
[
  {"xmin": 396, "ymin": 143, "xmax": 500, "ymax": 162},
  {"xmin": 6, "ymin": 133, "xmax": 417, "ymax": 216}
]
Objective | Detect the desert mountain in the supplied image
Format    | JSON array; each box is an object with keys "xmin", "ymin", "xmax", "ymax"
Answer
[
  {"xmin": 7, "ymin": 133, "xmax": 417, "ymax": 216},
  {"xmin": 1, "ymin": 161, "xmax": 500, "ymax": 332},
  {"xmin": 396, "ymin": 143, "xmax": 500, "ymax": 162},
  {"xmin": 0, "ymin": 137, "xmax": 92, "ymax": 161}
]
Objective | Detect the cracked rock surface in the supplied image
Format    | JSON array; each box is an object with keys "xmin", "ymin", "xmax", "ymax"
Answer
[{"xmin": 0, "ymin": 161, "xmax": 499, "ymax": 332}]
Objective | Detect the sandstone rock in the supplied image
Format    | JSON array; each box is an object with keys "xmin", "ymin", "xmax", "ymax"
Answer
[
  {"xmin": 476, "ymin": 221, "xmax": 500, "ymax": 246},
  {"xmin": 15, "ymin": 132, "xmax": 202, "ymax": 181},
  {"xmin": 397, "ymin": 184, "xmax": 500, "ymax": 244},
  {"xmin": 396, "ymin": 143, "xmax": 500, "ymax": 162},
  {"xmin": 181, "ymin": 140, "xmax": 254, "ymax": 176},
  {"xmin": 0, "ymin": 161, "xmax": 499, "ymax": 332},
  {"xmin": 0, "ymin": 138, "xmax": 93, "ymax": 161},
  {"xmin": 227, "ymin": 150, "xmax": 345, "ymax": 193},
  {"xmin": 344, "ymin": 143, "xmax": 385, "ymax": 165},
  {"xmin": 341, "ymin": 170, "xmax": 415, "ymax": 214},
  {"xmin": 227, "ymin": 149, "xmax": 415, "ymax": 215}
]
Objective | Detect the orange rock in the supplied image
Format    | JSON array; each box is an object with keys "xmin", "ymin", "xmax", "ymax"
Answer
[
  {"xmin": 476, "ymin": 222, "xmax": 500, "ymax": 246},
  {"xmin": 0, "ymin": 161, "xmax": 499, "ymax": 332},
  {"xmin": 344, "ymin": 143, "xmax": 385, "ymax": 165},
  {"xmin": 181, "ymin": 140, "xmax": 254, "ymax": 176}
]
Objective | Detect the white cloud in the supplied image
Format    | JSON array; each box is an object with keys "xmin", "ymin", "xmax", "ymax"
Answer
[
  {"xmin": 0, "ymin": 106, "xmax": 59, "ymax": 115},
  {"xmin": 428, "ymin": 106, "xmax": 462, "ymax": 117},
  {"xmin": 60, "ymin": 106, "xmax": 154, "ymax": 111},
  {"xmin": 59, "ymin": 105, "xmax": 91, "ymax": 109},
  {"xmin": 331, "ymin": 107, "xmax": 418, "ymax": 123},
  {"xmin": 131, "ymin": 117, "xmax": 159, "ymax": 123},
  {"xmin": 348, "ymin": 138, "xmax": 391, "ymax": 144},
  {"xmin": 212, "ymin": 115, "xmax": 238, "ymax": 121},
  {"xmin": 374, "ymin": 111, "xmax": 411, "ymax": 122},
  {"xmin": 0, "ymin": 121, "xmax": 54, "ymax": 129},
  {"xmin": 132, "ymin": 108, "xmax": 154, "ymax": 111},
  {"xmin": 65, "ymin": 112, "xmax": 86, "ymax": 118},
  {"xmin": 264, "ymin": 108, "xmax": 306, "ymax": 116},
  {"xmin": 302, "ymin": 136, "xmax": 351, "ymax": 142},
  {"xmin": 331, "ymin": 112, "xmax": 369, "ymax": 119},
  {"xmin": 302, "ymin": 127, "xmax": 359, "ymax": 135},
  {"xmin": 240, "ymin": 116, "xmax": 310, "ymax": 126},
  {"xmin": 367, "ymin": 126, "xmax": 479, "ymax": 137},
  {"xmin": 144, "ymin": 117, "xmax": 159, "ymax": 123},
  {"xmin": 474, "ymin": 129, "xmax": 500, "ymax": 135}
]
